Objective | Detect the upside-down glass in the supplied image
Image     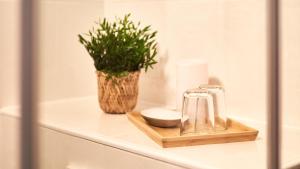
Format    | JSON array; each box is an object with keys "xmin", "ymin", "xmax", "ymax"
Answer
[
  {"xmin": 180, "ymin": 88, "xmax": 215, "ymax": 135},
  {"xmin": 198, "ymin": 85, "xmax": 227, "ymax": 131}
]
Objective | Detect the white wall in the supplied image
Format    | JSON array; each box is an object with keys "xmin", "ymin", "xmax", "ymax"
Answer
[
  {"xmin": 103, "ymin": 0, "xmax": 300, "ymax": 128},
  {"xmin": 0, "ymin": 0, "xmax": 104, "ymax": 107},
  {"xmin": 0, "ymin": 0, "xmax": 20, "ymax": 107},
  {"xmin": 281, "ymin": 0, "xmax": 300, "ymax": 127},
  {"xmin": 0, "ymin": 0, "xmax": 299, "ymax": 125},
  {"xmin": 39, "ymin": 0, "xmax": 104, "ymax": 101}
]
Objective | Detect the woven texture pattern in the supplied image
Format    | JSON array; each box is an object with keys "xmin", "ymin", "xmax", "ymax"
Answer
[{"xmin": 97, "ymin": 71, "xmax": 140, "ymax": 114}]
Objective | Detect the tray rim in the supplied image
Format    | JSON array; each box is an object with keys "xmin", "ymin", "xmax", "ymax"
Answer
[{"xmin": 127, "ymin": 112, "xmax": 259, "ymax": 147}]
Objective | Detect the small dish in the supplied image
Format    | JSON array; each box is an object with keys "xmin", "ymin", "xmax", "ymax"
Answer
[{"xmin": 141, "ymin": 108, "xmax": 185, "ymax": 128}]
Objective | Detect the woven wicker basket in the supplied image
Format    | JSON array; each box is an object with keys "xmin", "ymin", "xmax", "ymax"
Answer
[{"xmin": 97, "ymin": 71, "xmax": 140, "ymax": 114}]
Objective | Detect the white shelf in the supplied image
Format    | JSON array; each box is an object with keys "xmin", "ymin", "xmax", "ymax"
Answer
[{"xmin": 1, "ymin": 96, "xmax": 300, "ymax": 169}]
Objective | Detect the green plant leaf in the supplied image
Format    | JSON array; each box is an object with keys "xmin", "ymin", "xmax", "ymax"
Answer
[{"xmin": 78, "ymin": 13, "xmax": 158, "ymax": 78}]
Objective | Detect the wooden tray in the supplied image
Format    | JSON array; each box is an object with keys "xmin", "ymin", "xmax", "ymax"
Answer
[{"xmin": 127, "ymin": 112, "xmax": 258, "ymax": 148}]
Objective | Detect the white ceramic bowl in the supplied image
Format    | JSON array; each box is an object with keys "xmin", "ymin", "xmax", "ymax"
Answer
[{"xmin": 141, "ymin": 108, "xmax": 182, "ymax": 128}]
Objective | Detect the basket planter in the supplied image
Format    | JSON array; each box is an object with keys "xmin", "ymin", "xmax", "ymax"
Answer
[
  {"xmin": 79, "ymin": 14, "xmax": 157, "ymax": 114},
  {"xmin": 97, "ymin": 71, "xmax": 140, "ymax": 114}
]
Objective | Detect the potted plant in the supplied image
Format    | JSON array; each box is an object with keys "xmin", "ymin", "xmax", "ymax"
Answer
[{"xmin": 78, "ymin": 14, "xmax": 158, "ymax": 114}]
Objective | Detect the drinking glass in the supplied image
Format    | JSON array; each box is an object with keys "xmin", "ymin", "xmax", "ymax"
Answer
[
  {"xmin": 180, "ymin": 88, "xmax": 215, "ymax": 135},
  {"xmin": 198, "ymin": 85, "xmax": 227, "ymax": 131}
]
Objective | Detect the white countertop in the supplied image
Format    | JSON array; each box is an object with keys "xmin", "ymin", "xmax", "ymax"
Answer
[{"xmin": 1, "ymin": 96, "xmax": 300, "ymax": 169}]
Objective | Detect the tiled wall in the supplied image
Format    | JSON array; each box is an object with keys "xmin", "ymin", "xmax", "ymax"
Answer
[{"xmin": 0, "ymin": 0, "xmax": 299, "ymax": 127}]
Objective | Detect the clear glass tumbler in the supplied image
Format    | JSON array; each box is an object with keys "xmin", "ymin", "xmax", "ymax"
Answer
[
  {"xmin": 198, "ymin": 85, "xmax": 227, "ymax": 131},
  {"xmin": 180, "ymin": 88, "xmax": 215, "ymax": 135}
]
